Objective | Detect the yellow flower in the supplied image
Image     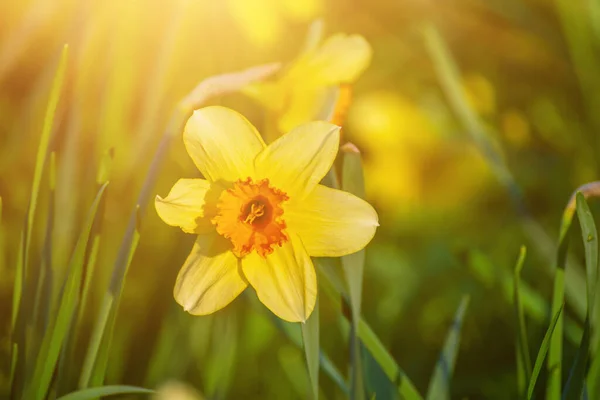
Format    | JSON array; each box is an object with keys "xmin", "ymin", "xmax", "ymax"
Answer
[
  {"xmin": 155, "ymin": 106, "xmax": 378, "ymax": 322},
  {"xmin": 244, "ymin": 32, "xmax": 372, "ymax": 135}
]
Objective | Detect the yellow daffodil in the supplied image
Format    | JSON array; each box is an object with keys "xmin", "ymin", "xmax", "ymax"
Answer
[
  {"xmin": 244, "ymin": 32, "xmax": 372, "ymax": 135},
  {"xmin": 155, "ymin": 106, "xmax": 378, "ymax": 322}
]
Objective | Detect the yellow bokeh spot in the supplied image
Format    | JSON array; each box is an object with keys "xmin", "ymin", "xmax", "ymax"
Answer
[
  {"xmin": 227, "ymin": 0, "xmax": 283, "ymax": 47},
  {"xmin": 501, "ymin": 109, "xmax": 531, "ymax": 148},
  {"xmin": 348, "ymin": 91, "xmax": 437, "ymax": 152},
  {"xmin": 279, "ymin": 0, "xmax": 322, "ymax": 21},
  {"xmin": 349, "ymin": 90, "xmax": 492, "ymax": 216},
  {"xmin": 462, "ymin": 73, "xmax": 496, "ymax": 116}
]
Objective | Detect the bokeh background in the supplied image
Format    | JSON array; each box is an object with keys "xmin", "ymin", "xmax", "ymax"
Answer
[{"xmin": 1, "ymin": 0, "xmax": 599, "ymax": 398}]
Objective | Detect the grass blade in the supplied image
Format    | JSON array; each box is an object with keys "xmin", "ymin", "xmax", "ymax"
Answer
[
  {"xmin": 9, "ymin": 230, "xmax": 24, "ymax": 394},
  {"xmin": 562, "ymin": 317, "xmax": 591, "ymax": 400},
  {"xmin": 561, "ymin": 193, "xmax": 599, "ymax": 399},
  {"xmin": 71, "ymin": 148, "xmax": 113, "ymax": 385},
  {"xmin": 547, "ymin": 204, "xmax": 575, "ymax": 400},
  {"xmin": 301, "ymin": 296, "xmax": 320, "ymax": 399},
  {"xmin": 84, "ymin": 207, "xmax": 140, "ymax": 388},
  {"xmin": 528, "ymin": 306, "xmax": 564, "ymax": 400},
  {"xmin": 10, "ymin": 45, "xmax": 69, "ymax": 397},
  {"xmin": 341, "ymin": 143, "xmax": 367, "ymax": 400},
  {"xmin": 575, "ymin": 192, "xmax": 599, "ymax": 315},
  {"xmin": 23, "ymin": 44, "xmax": 68, "ymax": 278},
  {"xmin": 26, "ymin": 181, "xmax": 108, "ymax": 400},
  {"xmin": 425, "ymin": 295, "xmax": 470, "ymax": 400},
  {"xmin": 56, "ymin": 385, "xmax": 154, "ymax": 400},
  {"xmin": 513, "ymin": 246, "xmax": 532, "ymax": 395}
]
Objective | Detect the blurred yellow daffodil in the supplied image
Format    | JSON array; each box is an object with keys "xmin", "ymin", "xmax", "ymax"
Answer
[
  {"xmin": 244, "ymin": 31, "xmax": 372, "ymax": 136},
  {"xmin": 155, "ymin": 106, "xmax": 378, "ymax": 322}
]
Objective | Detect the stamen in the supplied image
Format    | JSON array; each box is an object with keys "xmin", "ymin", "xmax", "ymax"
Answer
[
  {"xmin": 212, "ymin": 178, "xmax": 289, "ymax": 258},
  {"xmin": 244, "ymin": 202, "xmax": 265, "ymax": 224}
]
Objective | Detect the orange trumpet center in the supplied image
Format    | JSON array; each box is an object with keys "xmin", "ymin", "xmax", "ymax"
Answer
[{"xmin": 212, "ymin": 178, "xmax": 289, "ymax": 258}]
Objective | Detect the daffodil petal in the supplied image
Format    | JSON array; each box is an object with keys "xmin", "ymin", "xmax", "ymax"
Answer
[
  {"xmin": 306, "ymin": 34, "xmax": 372, "ymax": 86},
  {"xmin": 255, "ymin": 121, "xmax": 340, "ymax": 199},
  {"xmin": 183, "ymin": 106, "xmax": 266, "ymax": 182},
  {"xmin": 174, "ymin": 233, "xmax": 247, "ymax": 315},
  {"xmin": 285, "ymin": 184, "xmax": 378, "ymax": 257},
  {"xmin": 241, "ymin": 234, "xmax": 316, "ymax": 322},
  {"xmin": 155, "ymin": 178, "xmax": 216, "ymax": 234}
]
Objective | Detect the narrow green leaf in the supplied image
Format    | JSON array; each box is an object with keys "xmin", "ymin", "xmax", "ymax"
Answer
[
  {"xmin": 575, "ymin": 192, "xmax": 599, "ymax": 315},
  {"xmin": 547, "ymin": 206, "xmax": 575, "ymax": 400},
  {"xmin": 11, "ymin": 231, "xmax": 24, "ymax": 335},
  {"xmin": 561, "ymin": 193, "xmax": 599, "ymax": 400},
  {"xmin": 79, "ymin": 293, "xmax": 113, "ymax": 388},
  {"xmin": 528, "ymin": 306, "xmax": 564, "ymax": 400},
  {"xmin": 587, "ymin": 344, "xmax": 600, "ymax": 399},
  {"xmin": 361, "ymin": 341, "xmax": 395, "ymax": 400},
  {"xmin": 562, "ymin": 317, "xmax": 591, "ymax": 400},
  {"xmin": 27, "ymin": 182, "xmax": 108, "ymax": 400},
  {"xmin": 341, "ymin": 143, "xmax": 366, "ymax": 400},
  {"xmin": 56, "ymin": 385, "xmax": 154, "ymax": 400},
  {"xmin": 10, "ymin": 46, "xmax": 68, "ymax": 397},
  {"xmin": 301, "ymin": 296, "xmax": 320, "ymax": 399},
  {"xmin": 9, "ymin": 232, "xmax": 24, "ymax": 395},
  {"xmin": 96, "ymin": 147, "xmax": 114, "ymax": 184},
  {"xmin": 425, "ymin": 295, "xmax": 470, "ymax": 400},
  {"xmin": 513, "ymin": 246, "xmax": 532, "ymax": 394},
  {"xmin": 87, "ymin": 206, "xmax": 141, "ymax": 387},
  {"xmin": 24, "ymin": 44, "xmax": 68, "ymax": 281}
]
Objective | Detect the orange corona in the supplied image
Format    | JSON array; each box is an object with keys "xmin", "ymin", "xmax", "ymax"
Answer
[{"xmin": 212, "ymin": 178, "xmax": 289, "ymax": 258}]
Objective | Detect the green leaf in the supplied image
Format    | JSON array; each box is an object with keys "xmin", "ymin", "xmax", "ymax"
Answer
[
  {"xmin": 85, "ymin": 206, "xmax": 141, "ymax": 388},
  {"xmin": 562, "ymin": 317, "xmax": 591, "ymax": 400},
  {"xmin": 10, "ymin": 46, "xmax": 68, "ymax": 397},
  {"xmin": 425, "ymin": 295, "xmax": 470, "ymax": 400},
  {"xmin": 361, "ymin": 341, "xmax": 395, "ymax": 400},
  {"xmin": 32, "ymin": 151, "xmax": 56, "ymax": 341},
  {"xmin": 23, "ymin": 44, "xmax": 68, "ymax": 278},
  {"xmin": 513, "ymin": 246, "xmax": 532, "ymax": 395},
  {"xmin": 74, "ymin": 147, "xmax": 113, "ymax": 387},
  {"xmin": 56, "ymin": 385, "xmax": 154, "ymax": 400},
  {"xmin": 527, "ymin": 306, "xmax": 563, "ymax": 400},
  {"xmin": 547, "ymin": 205, "xmax": 576, "ymax": 400},
  {"xmin": 575, "ymin": 192, "xmax": 599, "ymax": 315},
  {"xmin": 27, "ymin": 181, "xmax": 108, "ymax": 400},
  {"xmin": 561, "ymin": 193, "xmax": 599, "ymax": 399},
  {"xmin": 301, "ymin": 297, "xmax": 320, "ymax": 399},
  {"xmin": 341, "ymin": 143, "xmax": 366, "ymax": 400}
]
